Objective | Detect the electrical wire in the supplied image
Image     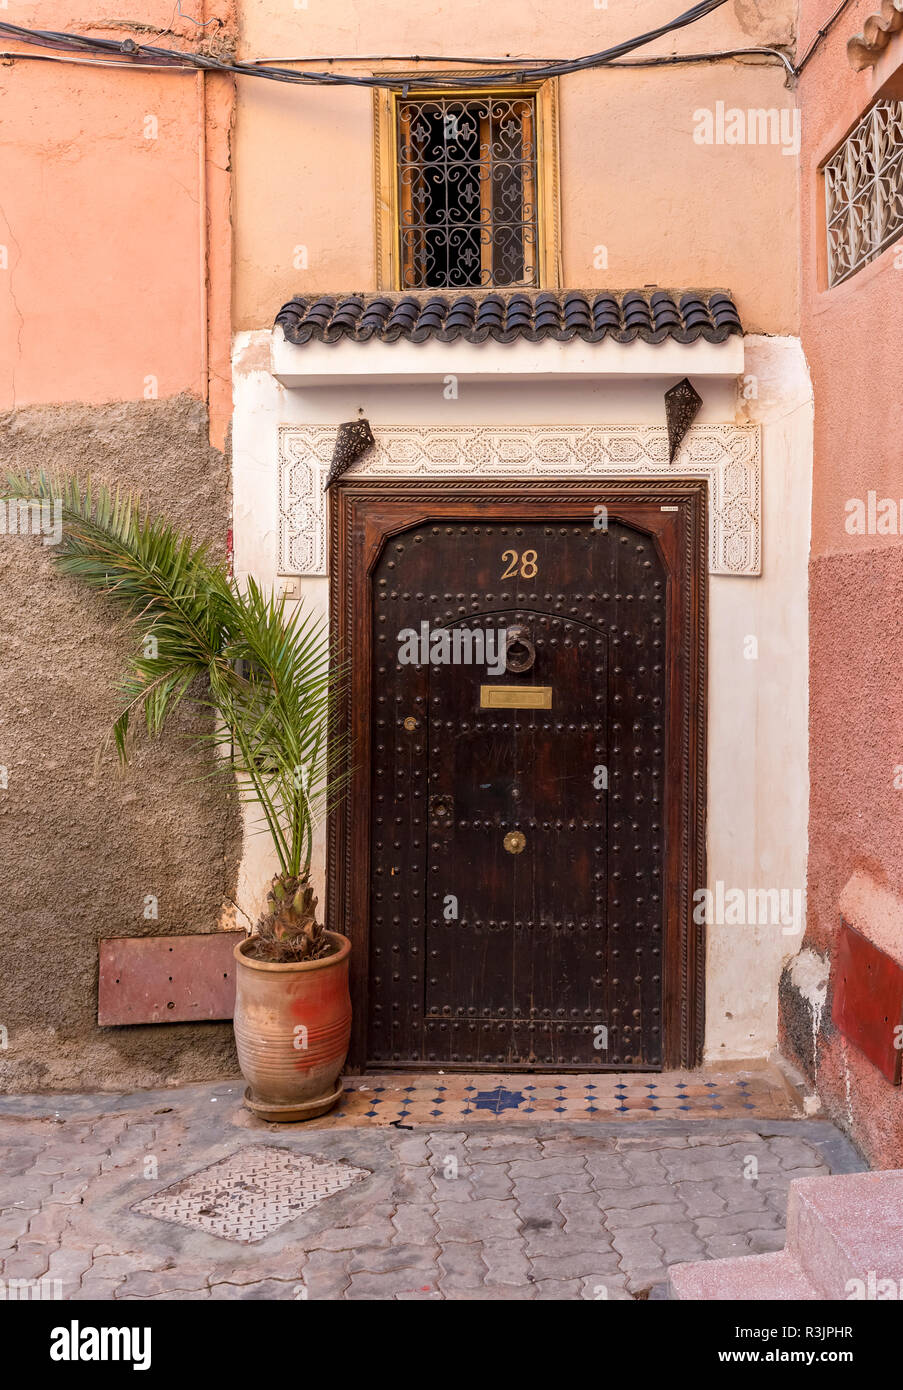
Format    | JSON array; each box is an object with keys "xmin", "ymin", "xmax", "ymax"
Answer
[
  {"xmin": 171, "ymin": 1, "xmax": 222, "ymax": 27},
  {"xmin": 0, "ymin": 51, "xmax": 199, "ymax": 74},
  {"xmin": 0, "ymin": 0, "xmax": 816, "ymax": 88},
  {"xmin": 0, "ymin": 46, "xmax": 793, "ymax": 79},
  {"xmin": 249, "ymin": 56, "xmax": 556, "ymax": 67},
  {"xmin": 250, "ymin": 48, "xmax": 795, "ymax": 79},
  {"xmin": 0, "ymin": 2, "xmax": 771, "ymax": 90},
  {"xmin": 597, "ymin": 48, "xmax": 795, "ymax": 78},
  {"xmin": 794, "ymin": 0, "xmax": 855, "ymax": 76}
]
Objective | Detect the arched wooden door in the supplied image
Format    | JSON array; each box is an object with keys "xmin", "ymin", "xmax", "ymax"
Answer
[{"xmin": 329, "ymin": 479, "xmax": 706, "ymax": 1072}]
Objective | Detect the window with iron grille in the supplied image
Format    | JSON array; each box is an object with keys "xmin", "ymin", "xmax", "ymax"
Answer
[
  {"xmin": 394, "ymin": 93, "xmax": 540, "ymax": 290},
  {"xmin": 374, "ymin": 83, "xmax": 560, "ymax": 291},
  {"xmin": 391, "ymin": 93, "xmax": 533, "ymax": 290},
  {"xmin": 824, "ymin": 98, "xmax": 903, "ymax": 287}
]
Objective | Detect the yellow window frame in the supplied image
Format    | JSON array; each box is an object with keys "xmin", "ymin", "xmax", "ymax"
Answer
[{"xmin": 373, "ymin": 80, "xmax": 562, "ymax": 292}]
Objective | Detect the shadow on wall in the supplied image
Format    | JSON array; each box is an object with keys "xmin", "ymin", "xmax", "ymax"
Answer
[{"xmin": 0, "ymin": 397, "xmax": 243, "ymax": 1093}]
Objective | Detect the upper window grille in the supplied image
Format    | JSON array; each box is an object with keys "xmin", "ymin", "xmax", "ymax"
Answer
[
  {"xmin": 824, "ymin": 99, "xmax": 903, "ymax": 287},
  {"xmin": 395, "ymin": 94, "xmax": 539, "ymax": 290}
]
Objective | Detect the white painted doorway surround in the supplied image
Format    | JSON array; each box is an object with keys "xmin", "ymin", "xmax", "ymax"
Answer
[{"xmin": 230, "ymin": 328, "xmax": 813, "ymax": 1065}]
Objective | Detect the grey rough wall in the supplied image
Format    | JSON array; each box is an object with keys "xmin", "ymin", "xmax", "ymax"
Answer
[
  {"xmin": 778, "ymin": 965, "xmax": 818, "ymax": 1078},
  {"xmin": 0, "ymin": 397, "xmax": 242, "ymax": 1092}
]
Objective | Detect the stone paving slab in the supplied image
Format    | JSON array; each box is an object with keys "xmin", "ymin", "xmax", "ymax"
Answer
[{"xmin": 0, "ymin": 1079, "xmax": 865, "ymax": 1302}]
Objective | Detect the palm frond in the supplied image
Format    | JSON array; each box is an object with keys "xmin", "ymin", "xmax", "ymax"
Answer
[{"xmin": 3, "ymin": 470, "xmax": 348, "ymax": 880}]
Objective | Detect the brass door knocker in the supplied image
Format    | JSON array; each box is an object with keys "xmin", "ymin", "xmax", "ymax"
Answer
[{"xmin": 505, "ymin": 625, "xmax": 536, "ymax": 673}]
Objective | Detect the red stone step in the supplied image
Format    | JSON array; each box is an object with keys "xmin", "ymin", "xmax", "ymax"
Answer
[
  {"xmin": 670, "ymin": 1170, "xmax": 903, "ymax": 1301},
  {"xmin": 787, "ymin": 1170, "xmax": 903, "ymax": 1299},
  {"xmin": 669, "ymin": 1249, "xmax": 819, "ymax": 1301}
]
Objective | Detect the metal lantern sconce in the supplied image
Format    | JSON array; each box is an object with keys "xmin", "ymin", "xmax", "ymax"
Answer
[
  {"xmin": 665, "ymin": 377, "xmax": 702, "ymax": 463},
  {"xmin": 324, "ymin": 410, "xmax": 375, "ymax": 490}
]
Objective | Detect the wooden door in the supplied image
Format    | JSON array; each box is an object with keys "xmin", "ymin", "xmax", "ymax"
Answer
[{"xmin": 329, "ymin": 479, "xmax": 706, "ymax": 1072}]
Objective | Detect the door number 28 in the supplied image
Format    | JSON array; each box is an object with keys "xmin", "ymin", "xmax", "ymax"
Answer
[{"xmin": 500, "ymin": 549, "xmax": 539, "ymax": 580}]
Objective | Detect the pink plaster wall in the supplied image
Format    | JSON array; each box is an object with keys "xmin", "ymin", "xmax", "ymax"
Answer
[
  {"xmin": 800, "ymin": 0, "xmax": 903, "ymax": 560},
  {"xmin": 0, "ymin": 2, "xmax": 234, "ymax": 445},
  {"xmin": 790, "ymin": 0, "xmax": 903, "ymax": 1167}
]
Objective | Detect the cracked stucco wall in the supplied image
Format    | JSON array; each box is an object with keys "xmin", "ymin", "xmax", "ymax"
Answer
[{"xmin": 0, "ymin": 397, "xmax": 242, "ymax": 1093}]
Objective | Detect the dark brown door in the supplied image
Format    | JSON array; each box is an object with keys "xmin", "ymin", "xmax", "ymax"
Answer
[
  {"xmin": 424, "ymin": 607, "xmax": 610, "ymax": 1065},
  {"xmin": 329, "ymin": 481, "xmax": 706, "ymax": 1073}
]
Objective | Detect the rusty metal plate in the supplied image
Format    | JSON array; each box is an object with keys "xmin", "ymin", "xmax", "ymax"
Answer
[
  {"xmin": 831, "ymin": 920, "xmax": 903, "ymax": 1084},
  {"xmin": 97, "ymin": 933, "xmax": 244, "ymax": 1026},
  {"xmin": 132, "ymin": 1145, "xmax": 370, "ymax": 1243}
]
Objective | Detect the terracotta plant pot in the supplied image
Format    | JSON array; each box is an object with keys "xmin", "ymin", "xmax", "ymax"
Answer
[{"xmin": 233, "ymin": 932, "xmax": 351, "ymax": 1122}]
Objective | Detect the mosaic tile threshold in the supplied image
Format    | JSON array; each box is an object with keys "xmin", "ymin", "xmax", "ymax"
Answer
[{"xmin": 309, "ymin": 1064, "xmax": 801, "ymax": 1128}]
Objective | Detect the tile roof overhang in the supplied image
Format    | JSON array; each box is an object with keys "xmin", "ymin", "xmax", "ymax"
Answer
[{"xmin": 274, "ymin": 289, "xmax": 743, "ymax": 348}]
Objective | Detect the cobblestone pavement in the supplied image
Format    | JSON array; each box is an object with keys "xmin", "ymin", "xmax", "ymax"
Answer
[{"xmin": 0, "ymin": 1080, "xmax": 864, "ymax": 1301}]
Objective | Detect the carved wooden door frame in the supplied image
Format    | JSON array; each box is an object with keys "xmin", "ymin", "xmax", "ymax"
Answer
[{"xmin": 328, "ymin": 477, "xmax": 707, "ymax": 1071}]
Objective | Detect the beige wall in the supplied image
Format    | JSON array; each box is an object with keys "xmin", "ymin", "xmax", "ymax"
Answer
[{"xmin": 233, "ymin": 0, "xmax": 799, "ymax": 334}]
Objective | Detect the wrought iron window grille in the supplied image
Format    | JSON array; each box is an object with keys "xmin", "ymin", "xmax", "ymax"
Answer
[
  {"xmin": 395, "ymin": 93, "xmax": 540, "ymax": 290},
  {"xmin": 824, "ymin": 98, "xmax": 903, "ymax": 287}
]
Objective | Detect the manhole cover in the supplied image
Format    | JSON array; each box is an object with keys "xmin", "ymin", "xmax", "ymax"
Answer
[{"xmin": 132, "ymin": 1145, "xmax": 369, "ymax": 1244}]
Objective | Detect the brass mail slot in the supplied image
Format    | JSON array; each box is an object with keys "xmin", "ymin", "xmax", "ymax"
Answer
[{"xmin": 480, "ymin": 685, "xmax": 553, "ymax": 710}]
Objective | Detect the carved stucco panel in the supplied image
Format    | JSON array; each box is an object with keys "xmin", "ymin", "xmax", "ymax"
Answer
[{"xmin": 278, "ymin": 423, "xmax": 761, "ymax": 577}]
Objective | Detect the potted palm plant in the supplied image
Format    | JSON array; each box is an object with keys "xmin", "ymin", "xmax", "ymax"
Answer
[{"xmin": 4, "ymin": 472, "xmax": 350, "ymax": 1121}]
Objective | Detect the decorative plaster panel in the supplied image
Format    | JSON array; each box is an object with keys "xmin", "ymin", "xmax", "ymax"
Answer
[{"xmin": 278, "ymin": 423, "xmax": 761, "ymax": 577}]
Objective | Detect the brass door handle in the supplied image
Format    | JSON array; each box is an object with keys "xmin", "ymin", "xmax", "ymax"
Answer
[{"xmin": 504, "ymin": 830, "xmax": 526, "ymax": 854}]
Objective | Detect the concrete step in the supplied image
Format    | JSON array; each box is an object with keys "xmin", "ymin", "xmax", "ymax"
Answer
[
  {"xmin": 669, "ymin": 1249, "xmax": 820, "ymax": 1301},
  {"xmin": 670, "ymin": 1169, "xmax": 903, "ymax": 1301},
  {"xmin": 787, "ymin": 1170, "xmax": 903, "ymax": 1299}
]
